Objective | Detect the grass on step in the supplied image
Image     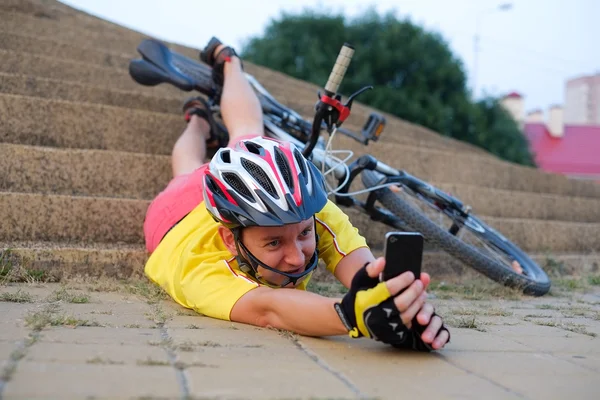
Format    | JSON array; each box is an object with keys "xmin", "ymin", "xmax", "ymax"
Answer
[
  {"xmin": 427, "ymin": 279, "xmax": 524, "ymax": 301},
  {"xmin": 0, "ymin": 249, "xmax": 54, "ymax": 285},
  {"xmin": 47, "ymin": 287, "xmax": 90, "ymax": 303},
  {"xmin": 0, "ymin": 289, "xmax": 34, "ymax": 303},
  {"xmin": 25, "ymin": 303, "xmax": 102, "ymax": 331}
]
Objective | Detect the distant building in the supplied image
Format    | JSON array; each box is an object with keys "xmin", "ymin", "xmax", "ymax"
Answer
[
  {"xmin": 501, "ymin": 93, "xmax": 600, "ymax": 181},
  {"xmin": 501, "ymin": 91, "xmax": 525, "ymax": 127},
  {"xmin": 565, "ymin": 73, "xmax": 600, "ymax": 125}
]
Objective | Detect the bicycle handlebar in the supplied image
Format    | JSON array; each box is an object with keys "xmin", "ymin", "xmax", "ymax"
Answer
[{"xmin": 324, "ymin": 43, "xmax": 354, "ymax": 96}]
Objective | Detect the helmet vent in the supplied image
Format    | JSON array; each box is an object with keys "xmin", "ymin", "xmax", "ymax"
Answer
[
  {"xmin": 206, "ymin": 175, "xmax": 224, "ymax": 197},
  {"xmin": 274, "ymin": 147, "xmax": 293, "ymax": 192},
  {"xmin": 245, "ymin": 142, "xmax": 264, "ymax": 155},
  {"xmin": 222, "ymin": 172, "xmax": 254, "ymax": 202},
  {"xmin": 220, "ymin": 150, "xmax": 231, "ymax": 163},
  {"xmin": 241, "ymin": 158, "xmax": 279, "ymax": 199},
  {"xmin": 294, "ymin": 149, "xmax": 307, "ymax": 177}
]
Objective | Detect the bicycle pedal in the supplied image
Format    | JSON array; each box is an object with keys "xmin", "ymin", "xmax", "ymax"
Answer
[{"xmin": 362, "ymin": 113, "xmax": 386, "ymax": 142}]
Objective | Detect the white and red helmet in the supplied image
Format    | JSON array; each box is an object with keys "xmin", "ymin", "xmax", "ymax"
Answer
[{"xmin": 203, "ymin": 137, "xmax": 328, "ymax": 228}]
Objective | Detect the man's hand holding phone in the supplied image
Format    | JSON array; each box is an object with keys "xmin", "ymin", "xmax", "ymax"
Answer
[
  {"xmin": 372, "ymin": 257, "xmax": 449, "ymax": 350},
  {"xmin": 380, "ymin": 232, "xmax": 450, "ymax": 350},
  {"xmin": 334, "ymin": 232, "xmax": 450, "ymax": 351}
]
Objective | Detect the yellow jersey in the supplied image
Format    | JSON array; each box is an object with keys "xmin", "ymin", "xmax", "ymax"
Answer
[{"xmin": 144, "ymin": 200, "xmax": 367, "ymax": 321}]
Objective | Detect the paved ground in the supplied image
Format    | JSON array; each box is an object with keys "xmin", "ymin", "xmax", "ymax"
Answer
[{"xmin": 0, "ymin": 278, "xmax": 599, "ymax": 400}]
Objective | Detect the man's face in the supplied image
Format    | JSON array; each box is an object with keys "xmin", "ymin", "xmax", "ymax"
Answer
[{"xmin": 239, "ymin": 217, "xmax": 316, "ymax": 287}]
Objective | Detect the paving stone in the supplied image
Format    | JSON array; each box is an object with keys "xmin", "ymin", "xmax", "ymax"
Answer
[
  {"xmin": 25, "ymin": 342, "xmax": 168, "ymax": 365},
  {"xmin": 444, "ymin": 351, "xmax": 597, "ymax": 399},
  {"xmin": 37, "ymin": 326, "xmax": 162, "ymax": 345},
  {"xmin": 298, "ymin": 335, "xmax": 520, "ymax": 399},
  {"xmin": 185, "ymin": 362, "xmax": 358, "ymax": 399},
  {"xmin": 497, "ymin": 333, "xmax": 599, "ymax": 354},
  {"xmin": 167, "ymin": 323, "xmax": 290, "ymax": 349},
  {"xmin": 182, "ymin": 342, "xmax": 357, "ymax": 399},
  {"xmin": 0, "ymin": 341, "xmax": 16, "ymax": 366},
  {"xmin": 168, "ymin": 317, "xmax": 357, "ymax": 398},
  {"xmin": 0, "ymin": 302, "xmax": 34, "ymax": 341},
  {"xmin": 440, "ymin": 328, "xmax": 534, "ymax": 352},
  {"xmin": 54, "ymin": 299, "xmax": 154, "ymax": 329},
  {"xmin": 551, "ymin": 352, "xmax": 600, "ymax": 373},
  {"xmin": 3, "ymin": 362, "xmax": 181, "ymax": 399}
]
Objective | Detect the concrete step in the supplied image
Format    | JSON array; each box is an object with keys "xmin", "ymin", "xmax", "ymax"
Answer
[
  {"xmin": 0, "ymin": 24, "xmax": 494, "ymax": 158},
  {"xmin": 0, "ymin": 4, "xmax": 513, "ymax": 159},
  {"xmin": 0, "ymin": 26, "xmax": 493, "ymax": 158},
  {"xmin": 2, "ymin": 93, "xmax": 599, "ymax": 200},
  {"xmin": 0, "ymin": 72, "xmax": 183, "ymax": 114},
  {"xmin": 0, "ymin": 241, "xmax": 147, "ymax": 280},
  {"xmin": 0, "ymin": 143, "xmax": 171, "ymax": 200},
  {"xmin": 479, "ymin": 217, "xmax": 600, "ymax": 253},
  {"xmin": 0, "ymin": 49, "xmax": 181, "ymax": 96},
  {"xmin": 434, "ymin": 183, "xmax": 600, "ymax": 223},
  {"xmin": 3, "ymin": 241, "xmax": 598, "ymax": 284},
  {"xmin": 0, "ymin": 93, "xmax": 186, "ymax": 154},
  {"xmin": 0, "ymin": 9, "xmax": 199, "ymax": 58},
  {"xmin": 0, "ymin": 71, "xmax": 475, "ymax": 157},
  {"xmin": 0, "ymin": 0, "xmax": 73, "ymax": 19},
  {"xmin": 344, "ymin": 207, "xmax": 600, "ymax": 253},
  {"xmin": 3, "ymin": 143, "xmax": 600, "ymax": 224},
  {"xmin": 0, "ymin": 45, "xmax": 482, "ymax": 158},
  {"xmin": 1, "ymin": 190, "xmax": 598, "ymax": 253},
  {"xmin": 0, "ymin": 30, "xmax": 132, "ymax": 69},
  {"xmin": 0, "ymin": 9, "xmax": 147, "ymax": 53},
  {"xmin": 0, "ymin": 192, "xmax": 147, "ymax": 244},
  {"xmin": 0, "ymin": 70, "xmax": 472, "ymax": 156}
]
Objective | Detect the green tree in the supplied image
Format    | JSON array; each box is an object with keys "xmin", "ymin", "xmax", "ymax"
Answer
[
  {"xmin": 471, "ymin": 97, "xmax": 536, "ymax": 166},
  {"xmin": 242, "ymin": 8, "xmax": 536, "ymax": 166}
]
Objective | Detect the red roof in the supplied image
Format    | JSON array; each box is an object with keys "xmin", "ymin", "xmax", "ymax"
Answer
[
  {"xmin": 524, "ymin": 123, "xmax": 600, "ymax": 177},
  {"xmin": 504, "ymin": 91, "xmax": 523, "ymax": 99}
]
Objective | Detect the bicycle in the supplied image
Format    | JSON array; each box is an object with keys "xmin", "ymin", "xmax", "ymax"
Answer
[{"xmin": 128, "ymin": 38, "xmax": 551, "ymax": 296}]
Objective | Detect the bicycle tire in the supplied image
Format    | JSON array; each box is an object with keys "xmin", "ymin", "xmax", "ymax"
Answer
[{"xmin": 361, "ymin": 169, "xmax": 551, "ymax": 296}]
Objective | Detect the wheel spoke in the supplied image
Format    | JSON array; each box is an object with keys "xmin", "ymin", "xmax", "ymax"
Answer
[{"xmin": 392, "ymin": 186, "xmax": 515, "ymax": 270}]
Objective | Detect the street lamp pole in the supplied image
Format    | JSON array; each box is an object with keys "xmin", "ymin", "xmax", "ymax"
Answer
[{"xmin": 473, "ymin": 3, "xmax": 513, "ymax": 99}]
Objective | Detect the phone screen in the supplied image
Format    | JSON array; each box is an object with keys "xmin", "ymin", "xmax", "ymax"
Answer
[{"xmin": 382, "ymin": 232, "xmax": 424, "ymax": 281}]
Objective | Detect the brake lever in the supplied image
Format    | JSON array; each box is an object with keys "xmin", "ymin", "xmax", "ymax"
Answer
[
  {"xmin": 318, "ymin": 85, "xmax": 373, "ymax": 131},
  {"xmin": 345, "ymin": 86, "xmax": 373, "ymax": 110}
]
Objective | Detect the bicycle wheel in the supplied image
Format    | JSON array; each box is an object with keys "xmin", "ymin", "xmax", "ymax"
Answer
[{"xmin": 361, "ymin": 169, "xmax": 551, "ymax": 296}]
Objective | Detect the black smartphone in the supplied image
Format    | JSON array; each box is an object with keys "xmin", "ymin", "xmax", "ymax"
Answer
[{"xmin": 381, "ymin": 232, "xmax": 424, "ymax": 281}]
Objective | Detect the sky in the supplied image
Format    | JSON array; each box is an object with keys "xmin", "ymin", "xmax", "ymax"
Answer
[{"xmin": 60, "ymin": 0, "xmax": 598, "ymax": 116}]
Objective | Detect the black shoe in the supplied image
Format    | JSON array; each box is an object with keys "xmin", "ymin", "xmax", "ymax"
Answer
[
  {"xmin": 182, "ymin": 96, "xmax": 224, "ymax": 148},
  {"xmin": 199, "ymin": 36, "xmax": 244, "ymax": 88}
]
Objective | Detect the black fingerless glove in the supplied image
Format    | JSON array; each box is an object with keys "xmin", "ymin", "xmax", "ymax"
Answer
[
  {"xmin": 334, "ymin": 263, "xmax": 451, "ymax": 351},
  {"xmin": 391, "ymin": 313, "xmax": 452, "ymax": 352},
  {"xmin": 334, "ymin": 263, "xmax": 411, "ymax": 342}
]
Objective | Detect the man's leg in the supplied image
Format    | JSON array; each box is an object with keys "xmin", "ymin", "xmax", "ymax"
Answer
[
  {"xmin": 214, "ymin": 44, "xmax": 264, "ymax": 142},
  {"xmin": 171, "ymin": 116, "xmax": 211, "ymax": 177},
  {"xmin": 170, "ymin": 43, "xmax": 262, "ymax": 178}
]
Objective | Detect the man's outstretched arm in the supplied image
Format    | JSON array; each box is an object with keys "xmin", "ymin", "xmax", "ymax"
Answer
[
  {"xmin": 231, "ymin": 259, "xmax": 450, "ymax": 350},
  {"xmin": 231, "ymin": 286, "xmax": 347, "ymax": 337}
]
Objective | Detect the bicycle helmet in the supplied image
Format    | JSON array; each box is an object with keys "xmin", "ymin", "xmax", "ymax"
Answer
[
  {"xmin": 203, "ymin": 137, "xmax": 328, "ymax": 287},
  {"xmin": 203, "ymin": 137, "xmax": 328, "ymax": 229}
]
